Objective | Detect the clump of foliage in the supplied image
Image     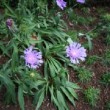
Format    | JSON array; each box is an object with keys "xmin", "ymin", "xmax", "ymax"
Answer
[
  {"xmin": 106, "ymin": 34, "xmax": 110, "ymax": 45},
  {"xmin": 100, "ymin": 13, "xmax": 110, "ymax": 45},
  {"xmin": 86, "ymin": 55, "xmax": 101, "ymax": 65},
  {"xmin": 66, "ymin": 7, "xmax": 95, "ymax": 25},
  {"xmin": 105, "ymin": 101, "xmax": 110, "ymax": 110},
  {"xmin": 100, "ymin": 72, "xmax": 110, "ymax": 86},
  {"xmin": 103, "ymin": 13, "xmax": 110, "ymax": 45},
  {"xmin": 103, "ymin": 49, "xmax": 110, "ymax": 66},
  {"xmin": 84, "ymin": 87, "xmax": 100, "ymax": 107},
  {"xmin": 76, "ymin": 67, "xmax": 93, "ymax": 82},
  {"xmin": 103, "ymin": 13, "xmax": 110, "ymax": 22},
  {"xmin": 0, "ymin": 63, "xmax": 16, "ymax": 104},
  {"xmin": 0, "ymin": 0, "xmax": 88, "ymax": 110}
]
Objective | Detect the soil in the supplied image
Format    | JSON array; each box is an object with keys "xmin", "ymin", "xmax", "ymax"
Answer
[{"xmin": 0, "ymin": 6, "xmax": 110, "ymax": 110}]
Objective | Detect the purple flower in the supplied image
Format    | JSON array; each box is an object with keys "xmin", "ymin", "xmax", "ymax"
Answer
[
  {"xmin": 23, "ymin": 46, "xmax": 43, "ymax": 69},
  {"xmin": 56, "ymin": 0, "xmax": 66, "ymax": 10},
  {"xmin": 6, "ymin": 18, "xmax": 18, "ymax": 32},
  {"xmin": 66, "ymin": 42, "xmax": 87, "ymax": 64},
  {"xmin": 6, "ymin": 19, "xmax": 13, "ymax": 29},
  {"xmin": 76, "ymin": 0, "xmax": 85, "ymax": 4}
]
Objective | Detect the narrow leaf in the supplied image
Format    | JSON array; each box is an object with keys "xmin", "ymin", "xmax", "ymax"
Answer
[
  {"xmin": 35, "ymin": 88, "xmax": 45, "ymax": 110},
  {"xmin": 61, "ymin": 86, "xmax": 75, "ymax": 106},
  {"xmin": 18, "ymin": 86, "xmax": 25, "ymax": 110}
]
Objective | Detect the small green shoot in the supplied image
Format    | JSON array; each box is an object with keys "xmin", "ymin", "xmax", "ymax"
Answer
[
  {"xmin": 76, "ymin": 67, "xmax": 93, "ymax": 82},
  {"xmin": 100, "ymin": 72, "xmax": 110, "ymax": 86},
  {"xmin": 84, "ymin": 87, "xmax": 100, "ymax": 107}
]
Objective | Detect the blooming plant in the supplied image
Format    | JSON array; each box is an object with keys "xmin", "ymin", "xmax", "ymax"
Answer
[{"xmin": 0, "ymin": 0, "xmax": 88, "ymax": 110}]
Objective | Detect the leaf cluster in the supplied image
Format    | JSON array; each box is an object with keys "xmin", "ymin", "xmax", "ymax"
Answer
[
  {"xmin": 84, "ymin": 87, "xmax": 100, "ymax": 107},
  {"xmin": 0, "ymin": 1, "xmax": 80, "ymax": 110},
  {"xmin": 76, "ymin": 67, "xmax": 93, "ymax": 82},
  {"xmin": 100, "ymin": 72, "xmax": 110, "ymax": 86}
]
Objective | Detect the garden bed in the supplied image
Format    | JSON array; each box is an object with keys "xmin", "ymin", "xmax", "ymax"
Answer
[{"xmin": 0, "ymin": 1, "xmax": 110, "ymax": 110}]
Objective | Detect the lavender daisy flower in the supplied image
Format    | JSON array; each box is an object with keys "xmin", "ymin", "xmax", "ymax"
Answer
[
  {"xmin": 23, "ymin": 46, "xmax": 43, "ymax": 69},
  {"xmin": 56, "ymin": 0, "xmax": 67, "ymax": 10},
  {"xmin": 76, "ymin": 0, "xmax": 85, "ymax": 4},
  {"xmin": 66, "ymin": 42, "xmax": 87, "ymax": 64}
]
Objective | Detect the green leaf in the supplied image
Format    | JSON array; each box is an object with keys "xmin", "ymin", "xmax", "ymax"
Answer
[
  {"xmin": 34, "ymin": 90, "xmax": 41, "ymax": 105},
  {"xmin": 86, "ymin": 35, "xmax": 92, "ymax": 50},
  {"xmin": 18, "ymin": 86, "xmax": 25, "ymax": 110},
  {"xmin": 67, "ymin": 87, "xmax": 78, "ymax": 99},
  {"xmin": 35, "ymin": 87, "xmax": 45, "ymax": 110},
  {"xmin": 0, "ymin": 69, "xmax": 16, "ymax": 103},
  {"xmin": 61, "ymin": 86, "xmax": 75, "ymax": 106},
  {"xmin": 51, "ymin": 58, "xmax": 61, "ymax": 73},
  {"xmin": 48, "ymin": 59, "xmax": 56, "ymax": 77},
  {"xmin": 65, "ymin": 81, "xmax": 80, "ymax": 89},
  {"xmin": 67, "ymin": 38, "xmax": 73, "ymax": 44},
  {"xmin": 57, "ymin": 53, "xmax": 69, "ymax": 63},
  {"xmin": 11, "ymin": 43, "xmax": 19, "ymax": 70},
  {"xmin": 53, "ymin": 30, "xmax": 65, "ymax": 41},
  {"xmin": 30, "ymin": 80, "xmax": 46, "ymax": 89},
  {"xmin": 56, "ymin": 90, "xmax": 68, "ymax": 110},
  {"xmin": 49, "ymin": 86, "xmax": 62, "ymax": 110},
  {"xmin": 4, "ymin": 3, "xmax": 17, "ymax": 18},
  {"xmin": 0, "ymin": 41, "xmax": 9, "ymax": 56},
  {"xmin": 44, "ymin": 61, "xmax": 48, "ymax": 78}
]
